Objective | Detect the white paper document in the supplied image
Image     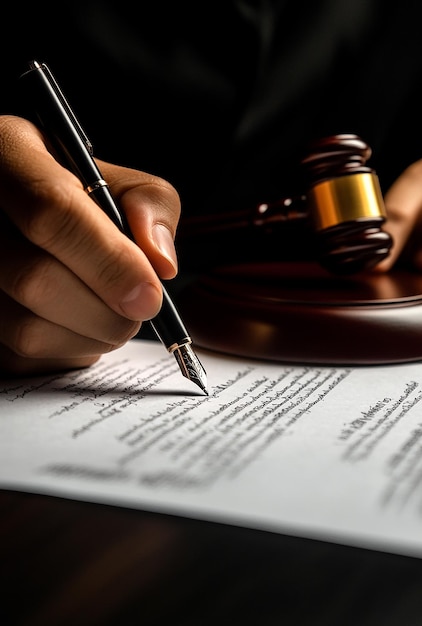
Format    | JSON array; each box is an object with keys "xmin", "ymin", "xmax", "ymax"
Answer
[{"xmin": 1, "ymin": 339, "xmax": 421, "ymax": 558}]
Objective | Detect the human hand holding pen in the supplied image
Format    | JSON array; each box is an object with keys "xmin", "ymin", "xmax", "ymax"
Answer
[{"xmin": 0, "ymin": 114, "xmax": 180, "ymax": 375}]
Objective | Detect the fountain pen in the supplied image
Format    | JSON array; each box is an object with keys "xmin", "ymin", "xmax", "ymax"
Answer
[{"xmin": 18, "ymin": 60, "xmax": 208, "ymax": 394}]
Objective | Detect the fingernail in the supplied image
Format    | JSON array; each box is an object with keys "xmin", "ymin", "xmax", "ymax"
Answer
[
  {"xmin": 120, "ymin": 282, "xmax": 161, "ymax": 320},
  {"xmin": 153, "ymin": 223, "xmax": 178, "ymax": 272}
]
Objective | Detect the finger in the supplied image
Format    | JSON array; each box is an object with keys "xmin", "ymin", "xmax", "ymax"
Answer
[
  {"xmin": 376, "ymin": 161, "xmax": 422, "ymax": 272},
  {"xmin": 0, "ymin": 214, "xmax": 141, "ymax": 345},
  {"xmin": 0, "ymin": 343, "xmax": 101, "ymax": 377},
  {"xmin": 99, "ymin": 160, "xmax": 181, "ymax": 279},
  {"xmin": 0, "ymin": 292, "xmax": 118, "ymax": 376},
  {"xmin": 0, "ymin": 117, "xmax": 163, "ymax": 322}
]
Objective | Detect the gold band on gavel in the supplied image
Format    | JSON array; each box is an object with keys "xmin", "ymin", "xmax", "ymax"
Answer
[{"xmin": 307, "ymin": 172, "xmax": 386, "ymax": 231}]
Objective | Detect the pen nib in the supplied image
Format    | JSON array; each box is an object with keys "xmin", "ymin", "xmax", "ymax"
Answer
[{"xmin": 172, "ymin": 343, "xmax": 208, "ymax": 394}]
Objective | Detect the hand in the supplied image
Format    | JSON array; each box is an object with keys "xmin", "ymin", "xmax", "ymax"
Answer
[
  {"xmin": 0, "ymin": 115, "xmax": 180, "ymax": 375},
  {"xmin": 376, "ymin": 160, "xmax": 422, "ymax": 272}
]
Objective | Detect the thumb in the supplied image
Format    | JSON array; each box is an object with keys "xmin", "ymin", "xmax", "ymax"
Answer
[{"xmin": 98, "ymin": 160, "xmax": 181, "ymax": 280}]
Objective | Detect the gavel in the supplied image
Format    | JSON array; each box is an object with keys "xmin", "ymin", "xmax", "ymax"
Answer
[
  {"xmin": 299, "ymin": 133, "xmax": 392, "ymax": 274},
  {"xmin": 180, "ymin": 134, "xmax": 393, "ymax": 275}
]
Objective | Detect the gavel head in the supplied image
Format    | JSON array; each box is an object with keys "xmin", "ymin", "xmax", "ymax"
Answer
[{"xmin": 301, "ymin": 134, "xmax": 393, "ymax": 275}]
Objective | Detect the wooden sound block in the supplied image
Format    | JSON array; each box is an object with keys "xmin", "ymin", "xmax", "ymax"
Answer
[{"xmin": 178, "ymin": 262, "xmax": 422, "ymax": 364}]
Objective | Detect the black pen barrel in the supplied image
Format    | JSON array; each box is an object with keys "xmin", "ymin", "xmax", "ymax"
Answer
[
  {"xmin": 18, "ymin": 62, "xmax": 100, "ymax": 188},
  {"xmin": 150, "ymin": 288, "xmax": 191, "ymax": 350}
]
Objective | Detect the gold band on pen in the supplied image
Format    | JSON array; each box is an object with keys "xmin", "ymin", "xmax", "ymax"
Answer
[
  {"xmin": 86, "ymin": 179, "xmax": 108, "ymax": 194},
  {"xmin": 307, "ymin": 172, "xmax": 386, "ymax": 231}
]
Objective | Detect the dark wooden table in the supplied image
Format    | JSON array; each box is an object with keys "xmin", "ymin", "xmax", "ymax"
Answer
[{"xmin": 1, "ymin": 489, "xmax": 422, "ymax": 626}]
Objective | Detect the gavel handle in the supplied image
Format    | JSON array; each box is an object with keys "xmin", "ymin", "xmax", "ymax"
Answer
[{"xmin": 179, "ymin": 195, "xmax": 308, "ymax": 237}]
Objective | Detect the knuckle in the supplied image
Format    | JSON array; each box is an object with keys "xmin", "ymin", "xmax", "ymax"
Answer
[
  {"xmin": 95, "ymin": 244, "xmax": 138, "ymax": 293},
  {"xmin": 20, "ymin": 179, "xmax": 80, "ymax": 249},
  {"xmin": 126, "ymin": 174, "xmax": 181, "ymax": 228},
  {"xmin": 154, "ymin": 177, "xmax": 182, "ymax": 223},
  {"xmin": 11, "ymin": 254, "xmax": 56, "ymax": 310}
]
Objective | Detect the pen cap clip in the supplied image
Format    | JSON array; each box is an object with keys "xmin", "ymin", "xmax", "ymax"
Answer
[
  {"xmin": 18, "ymin": 60, "xmax": 103, "ymax": 188},
  {"xmin": 26, "ymin": 60, "xmax": 93, "ymax": 155}
]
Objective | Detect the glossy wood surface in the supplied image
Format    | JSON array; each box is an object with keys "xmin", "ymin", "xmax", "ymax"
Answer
[{"xmin": 180, "ymin": 262, "xmax": 422, "ymax": 365}]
